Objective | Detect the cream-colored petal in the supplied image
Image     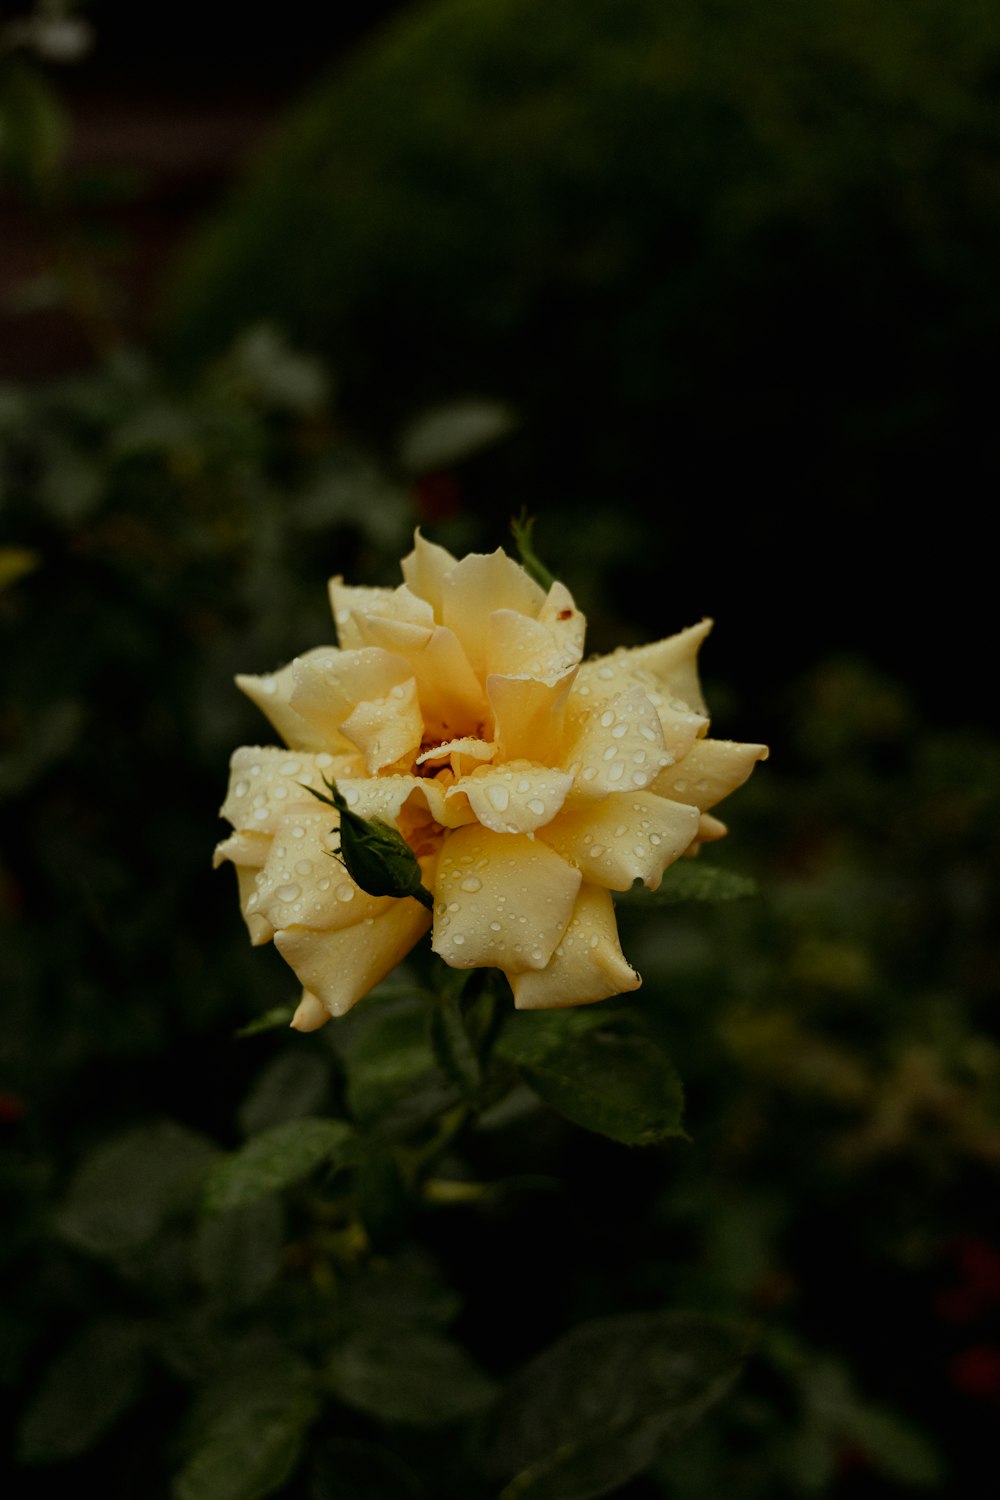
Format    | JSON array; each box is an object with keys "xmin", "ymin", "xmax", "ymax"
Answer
[
  {"xmin": 562, "ymin": 685, "xmax": 671, "ymax": 796},
  {"xmin": 276, "ymin": 901, "xmax": 430, "ymax": 1018},
  {"xmin": 537, "ymin": 580, "xmax": 587, "ymax": 659},
  {"xmin": 432, "ymin": 826, "xmax": 580, "ymax": 973},
  {"xmin": 487, "ymin": 666, "xmax": 577, "ymax": 763},
  {"xmin": 291, "ymin": 990, "xmax": 330, "ymax": 1032},
  {"xmin": 220, "ymin": 747, "xmax": 350, "ymax": 835},
  {"xmin": 400, "ymin": 529, "xmax": 459, "ymax": 618},
  {"xmin": 237, "ymin": 650, "xmax": 346, "ymax": 753},
  {"xmin": 351, "ymin": 614, "xmax": 485, "ymax": 740},
  {"xmin": 289, "ymin": 647, "xmax": 415, "ymax": 746},
  {"xmin": 328, "ymin": 578, "xmax": 434, "ymax": 648},
  {"xmin": 336, "ymin": 773, "xmax": 476, "ymax": 831},
  {"xmin": 510, "ymin": 884, "xmax": 641, "ymax": 1010},
  {"xmin": 212, "ymin": 829, "xmax": 270, "ymax": 870},
  {"xmin": 698, "ymin": 813, "xmax": 728, "ymax": 842},
  {"xmin": 416, "ymin": 736, "xmax": 497, "ymax": 778},
  {"xmin": 441, "ymin": 550, "xmax": 547, "ymax": 676},
  {"xmin": 451, "ymin": 760, "xmax": 573, "ymax": 835},
  {"xmin": 582, "ymin": 620, "xmax": 712, "ymax": 715},
  {"xmin": 486, "ymin": 609, "xmax": 582, "ymax": 682},
  {"xmin": 651, "ymin": 739, "xmax": 769, "ymax": 811},
  {"xmin": 540, "ymin": 790, "xmax": 700, "ymax": 891},
  {"xmin": 246, "ymin": 808, "xmax": 388, "ymax": 933},
  {"xmin": 340, "ymin": 675, "xmax": 423, "ymax": 773}
]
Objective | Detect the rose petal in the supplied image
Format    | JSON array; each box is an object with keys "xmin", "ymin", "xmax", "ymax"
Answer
[
  {"xmin": 246, "ymin": 809, "xmax": 386, "ymax": 933},
  {"xmin": 537, "ymin": 580, "xmax": 587, "ymax": 658},
  {"xmin": 351, "ymin": 614, "xmax": 486, "ymax": 740},
  {"xmin": 237, "ymin": 649, "xmax": 347, "ymax": 753},
  {"xmin": 289, "ymin": 647, "xmax": 415, "ymax": 745},
  {"xmin": 276, "ymin": 901, "xmax": 430, "ymax": 1018},
  {"xmin": 487, "ymin": 666, "xmax": 576, "ymax": 763},
  {"xmin": 400, "ymin": 529, "xmax": 460, "ymax": 618},
  {"xmin": 562, "ymin": 685, "xmax": 670, "ymax": 796},
  {"xmin": 510, "ymin": 883, "xmax": 641, "ymax": 1010},
  {"xmin": 416, "ymin": 736, "xmax": 497, "ymax": 778},
  {"xmin": 341, "ymin": 675, "xmax": 423, "ymax": 774},
  {"xmin": 328, "ymin": 577, "xmax": 434, "ymax": 648},
  {"xmin": 451, "ymin": 760, "xmax": 573, "ymax": 834},
  {"xmin": 652, "ymin": 738, "xmax": 769, "ymax": 810},
  {"xmin": 540, "ymin": 790, "xmax": 700, "ymax": 891},
  {"xmin": 581, "ymin": 620, "xmax": 713, "ymax": 714},
  {"xmin": 432, "ymin": 826, "xmax": 580, "ymax": 973},
  {"xmin": 486, "ymin": 608, "xmax": 582, "ymax": 681},
  {"xmin": 220, "ymin": 747, "xmax": 350, "ymax": 835},
  {"xmin": 441, "ymin": 549, "xmax": 547, "ymax": 675},
  {"xmin": 336, "ymin": 773, "xmax": 476, "ymax": 831},
  {"xmin": 290, "ymin": 990, "xmax": 330, "ymax": 1032}
]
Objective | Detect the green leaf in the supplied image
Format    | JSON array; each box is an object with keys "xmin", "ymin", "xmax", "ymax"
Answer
[
  {"xmin": 238, "ymin": 1050, "xmax": 331, "ymax": 1135},
  {"xmin": 327, "ymin": 1328, "xmax": 496, "ymax": 1426},
  {"xmin": 617, "ymin": 864, "xmax": 758, "ymax": 906},
  {"xmin": 194, "ymin": 1198, "xmax": 284, "ymax": 1305},
  {"xmin": 19, "ymin": 1318, "xmax": 149, "ymax": 1463},
  {"xmin": 345, "ymin": 1003, "xmax": 459, "ymax": 1133},
  {"xmin": 203, "ymin": 1117, "xmax": 356, "ymax": 1214},
  {"xmin": 842, "ymin": 1407, "xmax": 945, "ymax": 1488},
  {"xmin": 428, "ymin": 994, "xmax": 482, "ymax": 1102},
  {"xmin": 480, "ymin": 1312, "xmax": 745, "ymax": 1500},
  {"xmin": 59, "ymin": 1121, "xmax": 220, "ymax": 1256},
  {"xmin": 176, "ymin": 1336, "xmax": 318, "ymax": 1500},
  {"xmin": 174, "ymin": 1393, "xmax": 317, "ymax": 1500},
  {"xmin": 235, "ymin": 1005, "xmax": 295, "ymax": 1038},
  {"xmin": 496, "ymin": 1011, "xmax": 685, "ymax": 1145}
]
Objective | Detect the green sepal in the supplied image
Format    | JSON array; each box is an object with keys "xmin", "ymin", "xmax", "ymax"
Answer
[
  {"xmin": 305, "ymin": 776, "xmax": 433, "ymax": 909},
  {"xmin": 509, "ymin": 510, "xmax": 555, "ymax": 590}
]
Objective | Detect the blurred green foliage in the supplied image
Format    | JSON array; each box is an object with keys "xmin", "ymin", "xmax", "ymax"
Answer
[
  {"xmin": 2, "ymin": 2, "xmax": 1000, "ymax": 1496},
  {"xmin": 163, "ymin": 0, "xmax": 1000, "ymax": 701}
]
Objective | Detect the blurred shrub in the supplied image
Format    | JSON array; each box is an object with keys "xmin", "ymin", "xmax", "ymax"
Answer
[{"xmin": 164, "ymin": 0, "xmax": 1000, "ymax": 697}]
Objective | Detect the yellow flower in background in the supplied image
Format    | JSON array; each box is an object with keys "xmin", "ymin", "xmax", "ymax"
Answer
[{"xmin": 215, "ymin": 533, "xmax": 767, "ymax": 1029}]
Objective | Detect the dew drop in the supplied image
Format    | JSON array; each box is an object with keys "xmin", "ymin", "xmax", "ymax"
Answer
[
  {"xmin": 631, "ymin": 771, "xmax": 647, "ymax": 785},
  {"xmin": 582, "ymin": 766, "xmax": 598, "ymax": 781},
  {"xmin": 527, "ymin": 798, "xmax": 546, "ymax": 816},
  {"xmin": 614, "ymin": 824, "xmax": 627, "ymax": 838},
  {"xmin": 252, "ymin": 807, "xmax": 268, "ymax": 821},
  {"xmin": 597, "ymin": 665, "xmax": 615, "ymax": 680},
  {"xmin": 608, "ymin": 762, "xmax": 626, "ymax": 782},
  {"xmin": 335, "ymin": 885, "xmax": 355, "ymax": 903},
  {"xmin": 674, "ymin": 779, "xmax": 687, "ymax": 793},
  {"xmin": 452, "ymin": 933, "xmax": 465, "ymax": 946},
  {"xmin": 611, "ymin": 723, "xmax": 628, "ymax": 739},
  {"xmin": 590, "ymin": 844, "xmax": 606, "ymax": 859},
  {"xmin": 460, "ymin": 876, "xmax": 482, "ymax": 893},
  {"xmin": 295, "ymin": 860, "xmax": 313, "ymax": 875},
  {"xmin": 602, "ymin": 745, "xmax": 618, "ymax": 762},
  {"xmin": 277, "ymin": 884, "xmax": 301, "ymax": 903},
  {"xmin": 318, "ymin": 878, "xmax": 331, "ymax": 891},
  {"xmin": 486, "ymin": 784, "xmax": 510, "ymax": 811},
  {"xmin": 344, "ymin": 787, "xmax": 360, "ymax": 806},
  {"xmin": 600, "ymin": 709, "xmax": 615, "ymax": 728},
  {"xmin": 234, "ymin": 780, "xmax": 248, "ymax": 798},
  {"xmin": 273, "ymin": 785, "xmax": 289, "ymax": 800},
  {"xmin": 315, "ymin": 752, "xmax": 333, "ymax": 768},
  {"xmin": 490, "ymin": 920, "xmax": 502, "ymax": 932},
  {"xmin": 639, "ymin": 724, "xmax": 657, "ymax": 742}
]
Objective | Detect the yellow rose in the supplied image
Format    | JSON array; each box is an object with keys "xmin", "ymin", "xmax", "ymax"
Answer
[{"xmin": 215, "ymin": 533, "xmax": 767, "ymax": 1029}]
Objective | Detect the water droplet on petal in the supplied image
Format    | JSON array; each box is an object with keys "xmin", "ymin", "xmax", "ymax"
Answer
[
  {"xmin": 277, "ymin": 884, "xmax": 301, "ymax": 903},
  {"xmin": 460, "ymin": 876, "xmax": 482, "ymax": 893},
  {"xmin": 486, "ymin": 784, "xmax": 510, "ymax": 812}
]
